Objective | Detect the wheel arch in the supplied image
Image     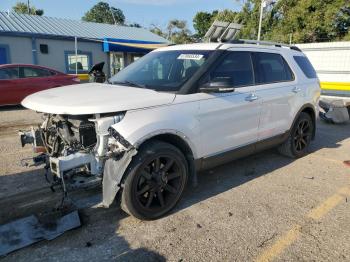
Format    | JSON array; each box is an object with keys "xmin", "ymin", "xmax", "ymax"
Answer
[
  {"xmin": 292, "ymin": 103, "xmax": 317, "ymax": 139},
  {"xmin": 135, "ymin": 132, "xmax": 199, "ymax": 186}
]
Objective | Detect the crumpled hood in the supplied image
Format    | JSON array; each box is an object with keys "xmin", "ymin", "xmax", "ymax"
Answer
[{"xmin": 21, "ymin": 83, "xmax": 176, "ymax": 115}]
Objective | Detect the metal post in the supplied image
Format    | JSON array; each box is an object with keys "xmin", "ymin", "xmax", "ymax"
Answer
[
  {"xmin": 257, "ymin": 0, "xmax": 264, "ymax": 41},
  {"xmin": 74, "ymin": 37, "xmax": 78, "ymax": 75},
  {"xmin": 289, "ymin": 33, "xmax": 293, "ymax": 45},
  {"xmin": 110, "ymin": 8, "xmax": 117, "ymax": 25}
]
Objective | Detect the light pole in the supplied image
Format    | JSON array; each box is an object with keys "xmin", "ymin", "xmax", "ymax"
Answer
[
  {"xmin": 110, "ymin": 8, "xmax": 117, "ymax": 25},
  {"xmin": 257, "ymin": 0, "xmax": 265, "ymax": 41}
]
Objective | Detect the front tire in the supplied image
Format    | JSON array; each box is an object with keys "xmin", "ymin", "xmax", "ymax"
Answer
[
  {"xmin": 121, "ymin": 141, "xmax": 188, "ymax": 220},
  {"xmin": 278, "ymin": 112, "xmax": 314, "ymax": 158}
]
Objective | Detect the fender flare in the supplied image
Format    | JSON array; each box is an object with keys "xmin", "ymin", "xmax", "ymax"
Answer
[
  {"xmin": 290, "ymin": 103, "xmax": 317, "ymax": 139},
  {"xmin": 133, "ymin": 129, "xmax": 199, "ymax": 187}
]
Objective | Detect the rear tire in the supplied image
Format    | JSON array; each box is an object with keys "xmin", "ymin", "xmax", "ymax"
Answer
[
  {"xmin": 121, "ymin": 140, "xmax": 188, "ymax": 220},
  {"xmin": 278, "ymin": 112, "xmax": 314, "ymax": 158}
]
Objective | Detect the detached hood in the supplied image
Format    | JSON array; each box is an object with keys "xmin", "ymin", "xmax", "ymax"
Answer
[{"xmin": 22, "ymin": 83, "xmax": 175, "ymax": 115}]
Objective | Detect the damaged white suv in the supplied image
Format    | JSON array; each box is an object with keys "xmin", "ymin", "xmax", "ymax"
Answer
[{"xmin": 21, "ymin": 41, "xmax": 320, "ymax": 220}]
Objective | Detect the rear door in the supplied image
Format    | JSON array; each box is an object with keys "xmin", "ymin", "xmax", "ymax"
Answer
[
  {"xmin": 0, "ymin": 67, "xmax": 20, "ymax": 105},
  {"xmin": 252, "ymin": 51, "xmax": 296, "ymax": 142},
  {"xmin": 17, "ymin": 66, "xmax": 55, "ymax": 102},
  {"xmin": 198, "ymin": 50, "xmax": 262, "ymax": 166}
]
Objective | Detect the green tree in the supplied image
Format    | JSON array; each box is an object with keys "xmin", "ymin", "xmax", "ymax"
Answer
[
  {"xmin": 82, "ymin": 2, "xmax": 125, "ymax": 25},
  {"xmin": 215, "ymin": 9, "xmax": 238, "ymax": 22},
  {"xmin": 12, "ymin": 1, "xmax": 44, "ymax": 16},
  {"xmin": 150, "ymin": 25, "xmax": 167, "ymax": 38},
  {"xmin": 167, "ymin": 20, "xmax": 193, "ymax": 44},
  {"xmin": 265, "ymin": 0, "xmax": 350, "ymax": 43},
  {"xmin": 129, "ymin": 23, "xmax": 142, "ymax": 28},
  {"xmin": 193, "ymin": 11, "xmax": 218, "ymax": 38}
]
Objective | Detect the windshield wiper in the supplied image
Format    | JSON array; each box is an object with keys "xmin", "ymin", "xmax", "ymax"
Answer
[{"xmin": 113, "ymin": 80, "xmax": 147, "ymax": 89}]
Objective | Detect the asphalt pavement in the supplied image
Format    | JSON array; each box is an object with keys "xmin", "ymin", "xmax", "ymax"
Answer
[{"xmin": 0, "ymin": 107, "xmax": 349, "ymax": 262}]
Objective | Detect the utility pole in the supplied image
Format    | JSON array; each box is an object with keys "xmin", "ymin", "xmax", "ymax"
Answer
[
  {"xmin": 27, "ymin": 0, "xmax": 30, "ymax": 14},
  {"xmin": 257, "ymin": 0, "xmax": 264, "ymax": 41},
  {"xmin": 74, "ymin": 37, "xmax": 78, "ymax": 75},
  {"xmin": 110, "ymin": 8, "xmax": 117, "ymax": 25}
]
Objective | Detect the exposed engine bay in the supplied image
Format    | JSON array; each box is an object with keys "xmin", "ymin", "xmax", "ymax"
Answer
[
  {"xmin": 41, "ymin": 114, "xmax": 97, "ymax": 157},
  {"xmin": 20, "ymin": 112, "xmax": 135, "ymax": 207}
]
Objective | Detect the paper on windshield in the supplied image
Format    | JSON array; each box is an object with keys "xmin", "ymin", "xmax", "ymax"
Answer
[{"xmin": 177, "ymin": 54, "xmax": 204, "ymax": 60}]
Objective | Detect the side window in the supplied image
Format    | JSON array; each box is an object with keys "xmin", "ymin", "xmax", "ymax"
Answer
[
  {"xmin": 0, "ymin": 67, "xmax": 19, "ymax": 80},
  {"xmin": 20, "ymin": 67, "xmax": 52, "ymax": 78},
  {"xmin": 253, "ymin": 52, "xmax": 294, "ymax": 84},
  {"xmin": 293, "ymin": 56, "xmax": 317, "ymax": 79},
  {"xmin": 208, "ymin": 51, "xmax": 254, "ymax": 87}
]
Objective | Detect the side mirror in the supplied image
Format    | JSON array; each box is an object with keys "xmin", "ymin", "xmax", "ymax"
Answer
[{"xmin": 199, "ymin": 80, "xmax": 235, "ymax": 93}]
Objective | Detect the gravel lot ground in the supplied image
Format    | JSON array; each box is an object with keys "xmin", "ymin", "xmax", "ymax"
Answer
[{"xmin": 0, "ymin": 106, "xmax": 349, "ymax": 262}]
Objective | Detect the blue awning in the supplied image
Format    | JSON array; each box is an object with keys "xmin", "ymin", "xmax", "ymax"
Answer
[{"xmin": 103, "ymin": 38, "xmax": 170, "ymax": 53}]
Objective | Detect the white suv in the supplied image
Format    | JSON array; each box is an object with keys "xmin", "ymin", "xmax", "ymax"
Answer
[{"xmin": 21, "ymin": 41, "xmax": 321, "ymax": 220}]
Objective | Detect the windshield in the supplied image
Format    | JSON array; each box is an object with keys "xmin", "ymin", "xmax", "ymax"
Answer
[{"xmin": 109, "ymin": 50, "xmax": 213, "ymax": 92}]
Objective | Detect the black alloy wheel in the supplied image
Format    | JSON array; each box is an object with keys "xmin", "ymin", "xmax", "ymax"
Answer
[
  {"xmin": 278, "ymin": 112, "xmax": 314, "ymax": 158},
  {"xmin": 293, "ymin": 118, "xmax": 312, "ymax": 152},
  {"xmin": 135, "ymin": 155, "xmax": 184, "ymax": 211},
  {"xmin": 121, "ymin": 141, "xmax": 188, "ymax": 220}
]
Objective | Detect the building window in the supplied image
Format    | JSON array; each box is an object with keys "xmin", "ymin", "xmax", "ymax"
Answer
[
  {"xmin": 65, "ymin": 51, "xmax": 92, "ymax": 73},
  {"xmin": 40, "ymin": 44, "xmax": 49, "ymax": 54}
]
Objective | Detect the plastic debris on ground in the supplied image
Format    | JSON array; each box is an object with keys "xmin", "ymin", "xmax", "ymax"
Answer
[
  {"xmin": 319, "ymin": 99, "xmax": 350, "ymax": 124},
  {"xmin": 0, "ymin": 210, "xmax": 81, "ymax": 256}
]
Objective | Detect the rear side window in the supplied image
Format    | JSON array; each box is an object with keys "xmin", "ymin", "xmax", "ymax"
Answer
[
  {"xmin": 293, "ymin": 56, "xmax": 317, "ymax": 79},
  {"xmin": 209, "ymin": 51, "xmax": 254, "ymax": 87},
  {"xmin": 20, "ymin": 67, "xmax": 52, "ymax": 78},
  {"xmin": 253, "ymin": 52, "xmax": 294, "ymax": 84},
  {"xmin": 0, "ymin": 67, "xmax": 19, "ymax": 80}
]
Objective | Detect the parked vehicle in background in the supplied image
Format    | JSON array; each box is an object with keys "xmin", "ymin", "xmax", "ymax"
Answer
[
  {"xmin": 0, "ymin": 64, "xmax": 80, "ymax": 105},
  {"xmin": 20, "ymin": 41, "xmax": 320, "ymax": 220}
]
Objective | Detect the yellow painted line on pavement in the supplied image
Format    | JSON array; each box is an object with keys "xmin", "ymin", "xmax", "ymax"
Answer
[
  {"xmin": 255, "ymin": 187, "xmax": 350, "ymax": 262},
  {"xmin": 255, "ymin": 225, "xmax": 301, "ymax": 262},
  {"xmin": 307, "ymin": 194, "xmax": 344, "ymax": 220}
]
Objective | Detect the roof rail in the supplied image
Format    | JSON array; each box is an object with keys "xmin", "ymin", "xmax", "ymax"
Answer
[{"xmin": 222, "ymin": 39, "xmax": 302, "ymax": 52}]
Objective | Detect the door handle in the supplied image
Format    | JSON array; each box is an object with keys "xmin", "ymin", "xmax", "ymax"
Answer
[
  {"xmin": 292, "ymin": 87, "xmax": 301, "ymax": 93},
  {"xmin": 245, "ymin": 93, "xmax": 259, "ymax": 102}
]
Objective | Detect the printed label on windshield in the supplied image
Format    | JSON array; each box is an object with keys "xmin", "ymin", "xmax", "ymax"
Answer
[{"xmin": 177, "ymin": 54, "xmax": 204, "ymax": 60}]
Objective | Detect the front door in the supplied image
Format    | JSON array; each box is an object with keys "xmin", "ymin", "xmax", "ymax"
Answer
[{"xmin": 198, "ymin": 51, "xmax": 261, "ymax": 166}]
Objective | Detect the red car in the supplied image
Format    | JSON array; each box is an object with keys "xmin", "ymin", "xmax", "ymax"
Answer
[{"xmin": 0, "ymin": 64, "xmax": 80, "ymax": 105}]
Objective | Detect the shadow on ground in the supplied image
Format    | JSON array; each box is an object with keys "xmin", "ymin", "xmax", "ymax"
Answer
[
  {"xmin": 172, "ymin": 120, "xmax": 350, "ymax": 215},
  {"xmin": 0, "ymin": 105, "xmax": 25, "ymax": 112},
  {"xmin": 0, "ymin": 120, "xmax": 348, "ymax": 260}
]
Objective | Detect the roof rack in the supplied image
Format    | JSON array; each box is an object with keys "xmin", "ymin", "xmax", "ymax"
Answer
[
  {"xmin": 205, "ymin": 21, "xmax": 242, "ymax": 43},
  {"xmin": 223, "ymin": 39, "xmax": 302, "ymax": 52}
]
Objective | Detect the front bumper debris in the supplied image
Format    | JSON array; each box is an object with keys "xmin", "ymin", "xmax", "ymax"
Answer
[
  {"xmin": 50, "ymin": 152, "xmax": 98, "ymax": 178},
  {"xmin": 19, "ymin": 127, "xmax": 46, "ymax": 153},
  {"xmin": 102, "ymin": 148, "xmax": 137, "ymax": 207},
  {"xmin": 0, "ymin": 210, "xmax": 81, "ymax": 256}
]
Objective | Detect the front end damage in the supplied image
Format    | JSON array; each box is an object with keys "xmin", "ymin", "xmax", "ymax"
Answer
[{"xmin": 20, "ymin": 112, "xmax": 136, "ymax": 207}]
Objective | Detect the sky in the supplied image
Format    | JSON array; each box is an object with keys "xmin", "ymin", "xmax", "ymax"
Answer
[{"xmin": 0, "ymin": 0, "xmax": 242, "ymax": 32}]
